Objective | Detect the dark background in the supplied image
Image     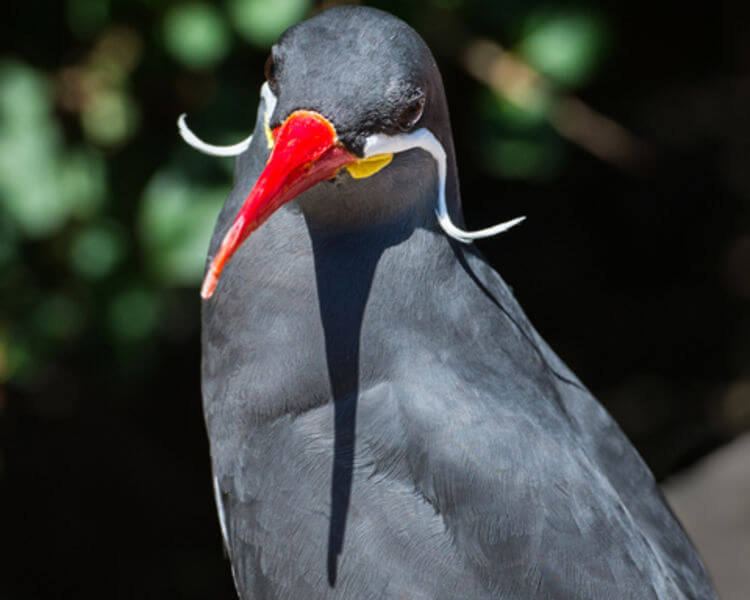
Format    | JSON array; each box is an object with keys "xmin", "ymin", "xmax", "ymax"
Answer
[{"xmin": 2, "ymin": 0, "xmax": 749, "ymax": 597}]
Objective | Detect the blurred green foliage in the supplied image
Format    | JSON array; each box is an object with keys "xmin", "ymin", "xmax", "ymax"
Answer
[
  {"xmin": 108, "ymin": 287, "xmax": 161, "ymax": 341},
  {"xmin": 229, "ymin": 0, "xmax": 313, "ymax": 46},
  {"xmin": 163, "ymin": 4, "xmax": 231, "ymax": 69},
  {"xmin": 0, "ymin": 63, "xmax": 105, "ymax": 237},
  {"xmin": 4, "ymin": 1, "xmax": 750, "ymax": 598},
  {"xmin": 69, "ymin": 221, "xmax": 126, "ymax": 279},
  {"xmin": 139, "ymin": 170, "xmax": 227, "ymax": 285},
  {"xmin": 67, "ymin": 0, "xmax": 111, "ymax": 37},
  {"xmin": 0, "ymin": 0, "xmax": 611, "ymax": 391},
  {"xmin": 518, "ymin": 10, "xmax": 607, "ymax": 86}
]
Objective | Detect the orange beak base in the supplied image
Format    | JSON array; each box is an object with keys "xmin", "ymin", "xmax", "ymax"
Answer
[{"xmin": 201, "ymin": 111, "xmax": 357, "ymax": 299}]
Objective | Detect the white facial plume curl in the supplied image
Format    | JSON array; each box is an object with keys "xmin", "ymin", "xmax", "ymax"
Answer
[
  {"xmin": 177, "ymin": 83, "xmax": 524, "ymax": 243},
  {"xmin": 361, "ymin": 129, "xmax": 524, "ymax": 242},
  {"xmin": 177, "ymin": 83, "xmax": 277, "ymax": 156}
]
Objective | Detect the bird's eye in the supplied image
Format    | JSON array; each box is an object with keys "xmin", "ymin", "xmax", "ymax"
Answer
[
  {"xmin": 398, "ymin": 92, "xmax": 425, "ymax": 130},
  {"xmin": 264, "ymin": 54, "xmax": 277, "ymax": 92}
]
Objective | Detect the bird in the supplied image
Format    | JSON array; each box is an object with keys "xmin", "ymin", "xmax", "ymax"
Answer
[{"xmin": 184, "ymin": 6, "xmax": 717, "ymax": 599}]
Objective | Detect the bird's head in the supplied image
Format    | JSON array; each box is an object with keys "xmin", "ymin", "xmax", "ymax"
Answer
[
  {"xmin": 197, "ymin": 6, "xmax": 522, "ymax": 299},
  {"xmin": 199, "ymin": 7, "xmax": 450, "ymax": 299}
]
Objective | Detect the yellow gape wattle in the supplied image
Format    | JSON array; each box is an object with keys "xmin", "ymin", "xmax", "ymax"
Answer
[
  {"xmin": 265, "ymin": 116, "xmax": 392, "ymax": 180},
  {"xmin": 345, "ymin": 153, "xmax": 393, "ymax": 179},
  {"xmin": 264, "ymin": 121, "xmax": 274, "ymax": 149}
]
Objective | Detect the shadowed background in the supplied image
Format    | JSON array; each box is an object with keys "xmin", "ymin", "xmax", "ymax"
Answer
[{"xmin": 2, "ymin": 0, "xmax": 749, "ymax": 598}]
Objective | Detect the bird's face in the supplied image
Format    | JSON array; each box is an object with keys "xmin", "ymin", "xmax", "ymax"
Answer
[{"xmin": 200, "ymin": 7, "xmax": 452, "ymax": 299}]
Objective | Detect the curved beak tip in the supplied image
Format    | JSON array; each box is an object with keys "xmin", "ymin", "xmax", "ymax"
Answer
[
  {"xmin": 200, "ymin": 272, "xmax": 218, "ymax": 300},
  {"xmin": 200, "ymin": 110, "xmax": 357, "ymax": 300}
]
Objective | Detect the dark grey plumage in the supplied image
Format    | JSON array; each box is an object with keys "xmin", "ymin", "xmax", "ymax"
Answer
[{"xmin": 201, "ymin": 6, "xmax": 716, "ymax": 599}]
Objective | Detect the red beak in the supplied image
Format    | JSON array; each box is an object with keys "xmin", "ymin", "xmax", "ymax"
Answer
[{"xmin": 201, "ymin": 110, "xmax": 357, "ymax": 299}]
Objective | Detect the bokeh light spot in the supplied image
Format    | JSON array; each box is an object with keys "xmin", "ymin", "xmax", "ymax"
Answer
[
  {"xmin": 484, "ymin": 137, "xmax": 561, "ymax": 179},
  {"xmin": 0, "ymin": 65, "xmax": 107, "ymax": 236},
  {"xmin": 80, "ymin": 89, "xmax": 139, "ymax": 146},
  {"xmin": 518, "ymin": 12, "xmax": 607, "ymax": 87},
  {"xmin": 108, "ymin": 289, "xmax": 160, "ymax": 341},
  {"xmin": 60, "ymin": 149, "xmax": 106, "ymax": 218},
  {"xmin": 0, "ymin": 61, "xmax": 52, "ymax": 127},
  {"xmin": 70, "ymin": 222, "xmax": 126, "ymax": 279},
  {"xmin": 33, "ymin": 295, "xmax": 85, "ymax": 341},
  {"xmin": 139, "ymin": 170, "xmax": 226, "ymax": 285},
  {"xmin": 163, "ymin": 3, "xmax": 231, "ymax": 69},
  {"xmin": 228, "ymin": 0, "xmax": 311, "ymax": 47}
]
